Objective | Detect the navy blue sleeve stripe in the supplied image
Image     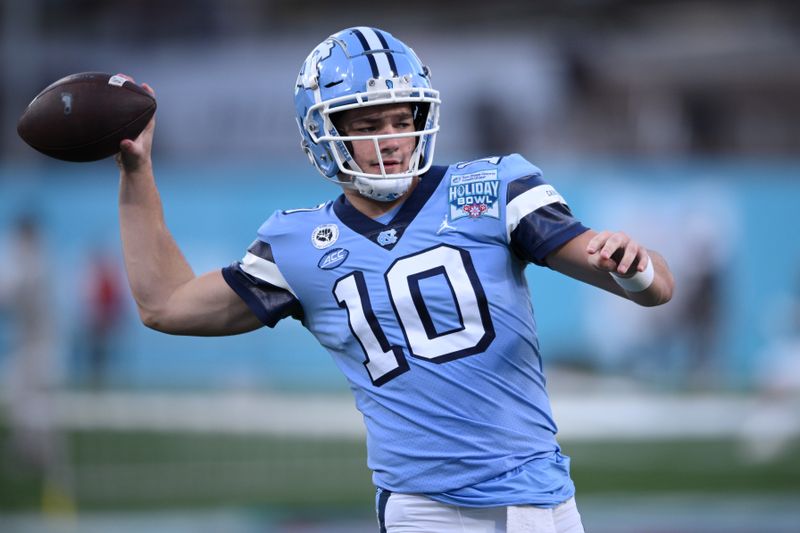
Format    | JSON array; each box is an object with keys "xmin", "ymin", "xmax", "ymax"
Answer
[
  {"xmin": 247, "ymin": 239, "xmax": 274, "ymax": 262},
  {"xmin": 507, "ymin": 173, "xmax": 545, "ymax": 204},
  {"xmin": 510, "ymin": 202, "xmax": 589, "ymax": 266},
  {"xmin": 532, "ymin": 223, "xmax": 589, "ymax": 266},
  {"xmin": 221, "ymin": 264, "xmax": 303, "ymax": 327}
]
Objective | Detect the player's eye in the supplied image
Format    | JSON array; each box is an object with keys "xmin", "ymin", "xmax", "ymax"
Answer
[{"xmin": 349, "ymin": 123, "xmax": 375, "ymax": 134}]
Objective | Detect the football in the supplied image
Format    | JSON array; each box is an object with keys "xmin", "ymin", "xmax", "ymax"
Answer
[{"xmin": 17, "ymin": 72, "xmax": 156, "ymax": 162}]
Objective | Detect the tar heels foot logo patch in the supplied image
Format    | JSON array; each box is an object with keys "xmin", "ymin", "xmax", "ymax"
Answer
[{"xmin": 449, "ymin": 170, "xmax": 500, "ymax": 221}]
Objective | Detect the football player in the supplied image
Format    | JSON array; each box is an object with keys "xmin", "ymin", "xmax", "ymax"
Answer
[{"xmin": 117, "ymin": 27, "xmax": 674, "ymax": 533}]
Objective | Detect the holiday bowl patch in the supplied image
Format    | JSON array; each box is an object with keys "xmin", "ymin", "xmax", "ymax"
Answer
[{"xmin": 448, "ymin": 170, "xmax": 500, "ymax": 221}]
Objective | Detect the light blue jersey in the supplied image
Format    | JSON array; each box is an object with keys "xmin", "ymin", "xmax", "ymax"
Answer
[{"xmin": 223, "ymin": 154, "xmax": 589, "ymax": 507}]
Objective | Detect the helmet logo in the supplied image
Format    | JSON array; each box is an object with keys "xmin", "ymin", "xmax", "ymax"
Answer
[{"xmin": 298, "ymin": 39, "xmax": 336, "ymax": 90}]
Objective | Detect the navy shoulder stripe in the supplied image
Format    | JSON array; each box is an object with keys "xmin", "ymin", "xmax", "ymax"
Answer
[{"xmin": 507, "ymin": 173, "xmax": 545, "ymax": 204}]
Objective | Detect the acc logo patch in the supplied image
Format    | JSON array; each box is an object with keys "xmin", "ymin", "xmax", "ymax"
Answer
[
  {"xmin": 311, "ymin": 223, "xmax": 339, "ymax": 249},
  {"xmin": 449, "ymin": 170, "xmax": 500, "ymax": 221},
  {"xmin": 318, "ymin": 247, "xmax": 349, "ymax": 270}
]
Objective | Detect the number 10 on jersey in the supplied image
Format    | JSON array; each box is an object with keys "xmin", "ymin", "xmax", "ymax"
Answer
[{"xmin": 333, "ymin": 244, "xmax": 495, "ymax": 386}]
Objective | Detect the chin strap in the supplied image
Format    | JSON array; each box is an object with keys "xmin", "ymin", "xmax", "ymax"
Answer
[{"xmin": 353, "ymin": 175, "xmax": 413, "ymax": 202}]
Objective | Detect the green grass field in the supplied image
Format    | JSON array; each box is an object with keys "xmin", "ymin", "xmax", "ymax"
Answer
[{"xmin": 2, "ymin": 428, "xmax": 798, "ymax": 511}]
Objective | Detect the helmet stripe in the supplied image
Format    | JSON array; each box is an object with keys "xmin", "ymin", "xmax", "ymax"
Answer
[
  {"xmin": 351, "ymin": 28, "xmax": 380, "ymax": 78},
  {"xmin": 353, "ymin": 26, "xmax": 394, "ymax": 79},
  {"xmin": 374, "ymin": 30, "xmax": 399, "ymax": 76}
]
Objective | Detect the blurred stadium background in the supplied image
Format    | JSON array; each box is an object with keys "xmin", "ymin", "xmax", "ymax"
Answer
[{"xmin": 1, "ymin": 0, "xmax": 799, "ymax": 531}]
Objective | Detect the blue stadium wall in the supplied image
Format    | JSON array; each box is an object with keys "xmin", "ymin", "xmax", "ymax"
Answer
[{"xmin": 0, "ymin": 158, "xmax": 796, "ymax": 391}]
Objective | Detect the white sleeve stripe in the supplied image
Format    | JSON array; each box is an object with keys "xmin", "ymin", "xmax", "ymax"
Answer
[
  {"xmin": 506, "ymin": 184, "xmax": 567, "ymax": 240},
  {"xmin": 241, "ymin": 252, "xmax": 297, "ymax": 297}
]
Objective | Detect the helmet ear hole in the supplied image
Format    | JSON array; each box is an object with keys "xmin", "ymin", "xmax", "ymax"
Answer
[
  {"xmin": 302, "ymin": 143, "xmax": 315, "ymax": 166},
  {"xmin": 328, "ymin": 111, "xmax": 355, "ymax": 164},
  {"xmin": 329, "ymin": 111, "xmax": 344, "ymax": 133},
  {"xmin": 413, "ymin": 103, "xmax": 430, "ymax": 132}
]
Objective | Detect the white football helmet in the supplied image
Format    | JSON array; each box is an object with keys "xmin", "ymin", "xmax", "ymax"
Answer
[{"xmin": 294, "ymin": 27, "xmax": 440, "ymax": 202}]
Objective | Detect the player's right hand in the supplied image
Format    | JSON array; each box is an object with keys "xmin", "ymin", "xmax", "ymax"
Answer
[
  {"xmin": 585, "ymin": 229, "xmax": 649, "ymax": 277},
  {"xmin": 116, "ymin": 81, "xmax": 156, "ymax": 173}
]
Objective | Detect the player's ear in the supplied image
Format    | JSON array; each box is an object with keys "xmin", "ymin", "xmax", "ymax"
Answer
[
  {"xmin": 413, "ymin": 103, "xmax": 429, "ymax": 132},
  {"xmin": 330, "ymin": 111, "xmax": 354, "ymax": 157},
  {"xmin": 330, "ymin": 110, "xmax": 347, "ymax": 134}
]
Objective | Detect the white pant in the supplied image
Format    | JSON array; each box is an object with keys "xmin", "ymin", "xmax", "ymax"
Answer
[{"xmin": 378, "ymin": 492, "xmax": 585, "ymax": 533}]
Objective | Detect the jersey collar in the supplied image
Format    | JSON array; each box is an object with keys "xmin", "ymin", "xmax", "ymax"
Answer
[{"xmin": 333, "ymin": 165, "xmax": 447, "ymax": 250}]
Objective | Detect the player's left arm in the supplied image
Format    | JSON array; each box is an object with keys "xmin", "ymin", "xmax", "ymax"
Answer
[{"xmin": 546, "ymin": 229, "xmax": 674, "ymax": 306}]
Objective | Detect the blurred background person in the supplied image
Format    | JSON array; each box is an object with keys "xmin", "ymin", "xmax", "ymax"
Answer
[
  {"xmin": 740, "ymin": 261, "xmax": 800, "ymax": 463},
  {"xmin": 0, "ymin": 213, "xmax": 73, "ymax": 515},
  {"xmin": 74, "ymin": 245, "xmax": 126, "ymax": 390}
]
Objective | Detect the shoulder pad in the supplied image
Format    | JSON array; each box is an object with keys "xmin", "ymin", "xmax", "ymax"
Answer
[
  {"xmin": 256, "ymin": 210, "xmax": 285, "ymax": 242},
  {"xmin": 452, "ymin": 154, "xmax": 542, "ymax": 183},
  {"xmin": 257, "ymin": 201, "xmax": 332, "ymax": 242},
  {"xmin": 497, "ymin": 153, "xmax": 543, "ymax": 182}
]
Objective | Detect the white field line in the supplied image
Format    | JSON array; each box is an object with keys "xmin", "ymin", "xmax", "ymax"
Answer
[
  {"xmin": 4, "ymin": 390, "xmax": 796, "ymax": 441},
  {"xmin": 33, "ymin": 391, "xmax": 366, "ymax": 439}
]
